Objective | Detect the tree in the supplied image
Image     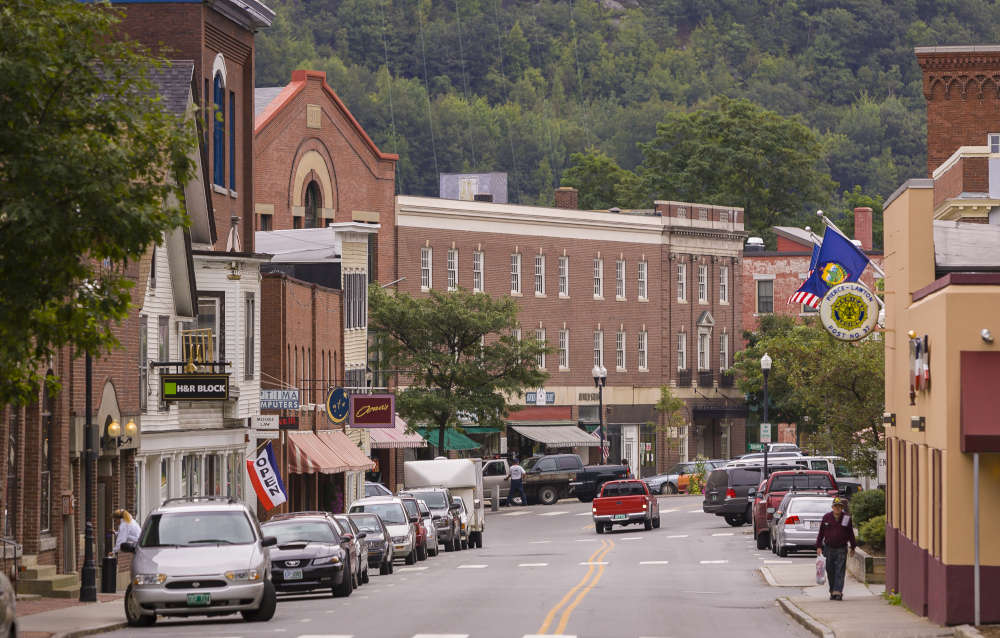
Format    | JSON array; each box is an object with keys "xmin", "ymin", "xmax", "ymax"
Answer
[
  {"xmin": 733, "ymin": 315, "xmax": 884, "ymax": 474},
  {"xmin": 651, "ymin": 386, "xmax": 688, "ymax": 464},
  {"xmin": 631, "ymin": 97, "xmax": 837, "ymax": 240},
  {"xmin": 561, "ymin": 147, "xmax": 640, "ymax": 210},
  {"xmin": 0, "ymin": 0, "xmax": 195, "ymax": 406},
  {"xmin": 369, "ymin": 285, "xmax": 550, "ymax": 452}
]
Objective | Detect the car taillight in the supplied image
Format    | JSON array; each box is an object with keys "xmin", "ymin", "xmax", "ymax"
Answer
[
  {"xmin": 726, "ymin": 488, "xmax": 736, "ymax": 499},
  {"xmin": 784, "ymin": 515, "xmax": 800, "ymax": 525}
]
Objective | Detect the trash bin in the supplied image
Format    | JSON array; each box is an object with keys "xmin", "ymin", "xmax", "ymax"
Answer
[{"xmin": 101, "ymin": 555, "xmax": 118, "ymax": 593}]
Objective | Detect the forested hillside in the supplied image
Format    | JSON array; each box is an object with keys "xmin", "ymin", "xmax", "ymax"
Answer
[{"xmin": 257, "ymin": 0, "xmax": 1000, "ymax": 240}]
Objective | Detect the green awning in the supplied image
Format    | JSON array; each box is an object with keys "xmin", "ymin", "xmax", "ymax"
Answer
[
  {"xmin": 460, "ymin": 426, "xmax": 501, "ymax": 434},
  {"xmin": 416, "ymin": 428, "xmax": 482, "ymax": 451},
  {"xmin": 583, "ymin": 424, "xmax": 600, "ymax": 433}
]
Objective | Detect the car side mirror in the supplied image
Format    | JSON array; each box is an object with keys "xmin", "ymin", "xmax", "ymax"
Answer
[
  {"xmin": 261, "ymin": 536, "xmax": 277, "ymax": 547},
  {"xmin": 449, "ymin": 503, "xmax": 461, "ymax": 511},
  {"xmin": 342, "ymin": 533, "xmax": 355, "ymax": 543},
  {"xmin": 358, "ymin": 532, "xmax": 367, "ymax": 539},
  {"xmin": 422, "ymin": 512, "xmax": 431, "ymax": 519},
  {"xmin": 409, "ymin": 515, "xmax": 419, "ymax": 523},
  {"xmin": 119, "ymin": 542, "xmax": 135, "ymax": 553}
]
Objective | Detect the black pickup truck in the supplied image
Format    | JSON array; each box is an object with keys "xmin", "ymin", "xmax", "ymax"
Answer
[
  {"xmin": 519, "ymin": 454, "xmax": 584, "ymax": 505},
  {"xmin": 568, "ymin": 464, "xmax": 630, "ymax": 502}
]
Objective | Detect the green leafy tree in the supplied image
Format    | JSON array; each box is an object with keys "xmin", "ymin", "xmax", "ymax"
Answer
[
  {"xmin": 633, "ymin": 97, "xmax": 837, "ymax": 240},
  {"xmin": 734, "ymin": 315, "xmax": 884, "ymax": 474},
  {"xmin": 562, "ymin": 147, "xmax": 640, "ymax": 210},
  {"xmin": 369, "ymin": 285, "xmax": 550, "ymax": 451},
  {"xmin": 0, "ymin": 0, "xmax": 195, "ymax": 406}
]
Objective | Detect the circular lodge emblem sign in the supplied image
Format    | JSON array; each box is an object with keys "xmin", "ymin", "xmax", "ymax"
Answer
[{"xmin": 819, "ymin": 282, "xmax": 879, "ymax": 341}]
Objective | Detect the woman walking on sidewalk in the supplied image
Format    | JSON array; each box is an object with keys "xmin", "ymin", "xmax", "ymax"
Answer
[{"xmin": 815, "ymin": 497, "xmax": 856, "ymax": 600}]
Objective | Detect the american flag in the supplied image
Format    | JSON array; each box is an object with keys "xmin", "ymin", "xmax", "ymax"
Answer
[{"xmin": 600, "ymin": 427, "xmax": 609, "ymax": 463}]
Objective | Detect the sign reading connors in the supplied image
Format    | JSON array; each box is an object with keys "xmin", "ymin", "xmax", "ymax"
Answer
[
  {"xmin": 349, "ymin": 394, "xmax": 395, "ymax": 428},
  {"xmin": 161, "ymin": 373, "xmax": 229, "ymax": 401}
]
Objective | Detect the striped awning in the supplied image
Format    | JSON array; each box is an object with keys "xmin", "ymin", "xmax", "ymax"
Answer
[
  {"xmin": 369, "ymin": 415, "xmax": 428, "ymax": 449},
  {"xmin": 287, "ymin": 432, "xmax": 351, "ymax": 474},
  {"xmin": 316, "ymin": 430, "xmax": 375, "ymax": 472},
  {"xmin": 509, "ymin": 424, "xmax": 601, "ymax": 447}
]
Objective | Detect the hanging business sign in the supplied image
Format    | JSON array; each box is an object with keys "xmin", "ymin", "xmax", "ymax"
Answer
[
  {"xmin": 326, "ymin": 386, "xmax": 350, "ymax": 424},
  {"xmin": 819, "ymin": 282, "xmax": 879, "ymax": 341},
  {"xmin": 260, "ymin": 389, "xmax": 300, "ymax": 410},
  {"xmin": 349, "ymin": 394, "xmax": 395, "ymax": 428},
  {"xmin": 161, "ymin": 374, "xmax": 229, "ymax": 401}
]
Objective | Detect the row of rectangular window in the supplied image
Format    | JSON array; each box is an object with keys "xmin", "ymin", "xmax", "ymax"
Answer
[
  {"xmin": 676, "ymin": 262, "xmax": 729, "ymax": 304},
  {"xmin": 676, "ymin": 332, "xmax": 729, "ymax": 371},
  {"xmin": 420, "ymin": 247, "xmax": 649, "ymax": 300},
  {"xmin": 528, "ymin": 329, "xmax": 649, "ymax": 371}
]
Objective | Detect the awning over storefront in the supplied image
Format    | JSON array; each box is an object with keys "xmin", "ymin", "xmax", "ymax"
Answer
[
  {"xmin": 369, "ymin": 415, "xmax": 428, "ymax": 449},
  {"xmin": 509, "ymin": 422, "xmax": 601, "ymax": 447},
  {"xmin": 417, "ymin": 428, "xmax": 481, "ymax": 451},
  {"xmin": 287, "ymin": 431, "xmax": 353, "ymax": 474},
  {"xmin": 461, "ymin": 426, "xmax": 502, "ymax": 434},
  {"xmin": 316, "ymin": 430, "xmax": 376, "ymax": 472}
]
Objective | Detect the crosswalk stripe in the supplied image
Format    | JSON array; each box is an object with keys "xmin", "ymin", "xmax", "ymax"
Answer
[
  {"xmin": 397, "ymin": 566, "xmax": 429, "ymax": 572},
  {"xmin": 529, "ymin": 540, "xmax": 552, "ymax": 544},
  {"xmin": 575, "ymin": 538, "xmax": 597, "ymax": 542},
  {"xmin": 712, "ymin": 532, "xmax": 734, "ymax": 536},
  {"xmin": 764, "ymin": 560, "xmax": 793, "ymax": 564},
  {"xmin": 639, "ymin": 560, "xmax": 670, "ymax": 565},
  {"xmin": 661, "ymin": 508, "xmax": 678, "ymax": 513},
  {"xmin": 412, "ymin": 635, "xmax": 470, "ymax": 638},
  {"xmin": 667, "ymin": 534, "xmax": 689, "ymax": 538},
  {"xmin": 575, "ymin": 512, "xmax": 591, "ymax": 516},
  {"xmin": 619, "ymin": 536, "xmax": 644, "ymax": 541},
  {"xmin": 519, "ymin": 563, "xmax": 549, "ymax": 567},
  {"xmin": 501, "ymin": 511, "xmax": 532, "ymax": 517},
  {"xmin": 689, "ymin": 509, "xmax": 703, "ymax": 513},
  {"xmin": 457, "ymin": 564, "xmax": 488, "ymax": 569},
  {"xmin": 700, "ymin": 560, "xmax": 729, "ymax": 564},
  {"xmin": 539, "ymin": 511, "xmax": 569, "ymax": 516},
  {"xmin": 297, "ymin": 635, "xmax": 353, "ymax": 637}
]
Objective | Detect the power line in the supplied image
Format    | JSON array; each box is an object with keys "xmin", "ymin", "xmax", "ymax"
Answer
[
  {"xmin": 453, "ymin": 0, "xmax": 478, "ymax": 169},
  {"xmin": 377, "ymin": 0, "xmax": 401, "ymax": 193},
  {"xmin": 491, "ymin": 0, "xmax": 519, "ymax": 198},
  {"xmin": 416, "ymin": 3, "xmax": 440, "ymax": 182}
]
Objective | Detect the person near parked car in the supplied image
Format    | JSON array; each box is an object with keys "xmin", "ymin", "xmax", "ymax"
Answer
[
  {"xmin": 112, "ymin": 509, "xmax": 141, "ymax": 554},
  {"xmin": 507, "ymin": 461, "xmax": 527, "ymax": 506},
  {"xmin": 815, "ymin": 497, "xmax": 856, "ymax": 600}
]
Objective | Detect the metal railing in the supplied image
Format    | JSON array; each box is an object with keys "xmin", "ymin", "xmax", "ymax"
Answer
[
  {"xmin": 677, "ymin": 369, "xmax": 692, "ymax": 387},
  {"xmin": 0, "ymin": 538, "xmax": 21, "ymax": 585}
]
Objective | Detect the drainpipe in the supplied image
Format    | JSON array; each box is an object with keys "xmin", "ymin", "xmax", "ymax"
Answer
[{"xmin": 974, "ymin": 452, "xmax": 981, "ymax": 626}]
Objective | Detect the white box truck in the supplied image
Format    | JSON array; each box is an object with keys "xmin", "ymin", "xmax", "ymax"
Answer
[{"xmin": 404, "ymin": 458, "xmax": 485, "ymax": 548}]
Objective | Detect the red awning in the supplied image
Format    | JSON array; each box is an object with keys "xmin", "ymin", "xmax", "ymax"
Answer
[
  {"xmin": 369, "ymin": 415, "xmax": 427, "ymax": 449},
  {"xmin": 287, "ymin": 432, "xmax": 351, "ymax": 474},
  {"xmin": 316, "ymin": 430, "xmax": 376, "ymax": 472}
]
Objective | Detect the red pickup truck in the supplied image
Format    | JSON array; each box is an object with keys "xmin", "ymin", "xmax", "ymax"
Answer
[
  {"xmin": 592, "ymin": 480, "xmax": 660, "ymax": 534},
  {"xmin": 752, "ymin": 470, "xmax": 839, "ymax": 549}
]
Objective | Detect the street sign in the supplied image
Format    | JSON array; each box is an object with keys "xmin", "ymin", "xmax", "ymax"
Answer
[
  {"xmin": 349, "ymin": 394, "xmax": 395, "ymax": 428},
  {"xmin": 161, "ymin": 374, "xmax": 229, "ymax": 401},
  {"xmin": 748, "ymin": 442, "xmax": 765, "ymax": 452},
  {"xmin": 260, "ymin": 389, "xmax": 300, "ymax": 410},
  {"xmin": 760, "ymin": 422, "xmax": 772, "ymax": 444}
]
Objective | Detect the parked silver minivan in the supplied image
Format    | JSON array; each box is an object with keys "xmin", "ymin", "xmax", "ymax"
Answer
[{"xmin": 120, "ymin": 496, "xmax": 277, "ymax": 627}]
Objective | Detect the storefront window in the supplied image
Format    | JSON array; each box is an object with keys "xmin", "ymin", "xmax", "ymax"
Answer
[{"xmin": 160, "ymin": 458, "xmax": 170, "ymax": 506}]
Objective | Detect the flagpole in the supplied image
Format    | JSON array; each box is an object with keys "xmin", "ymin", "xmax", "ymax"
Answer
[{"xmin": 816, "ymin": 211, "xmax": 886, "ymax": 278}]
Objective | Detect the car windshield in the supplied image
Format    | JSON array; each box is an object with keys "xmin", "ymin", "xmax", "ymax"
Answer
[
  {"xmin": 351, "ymin": 503, "xmax": 407, "ymax": 525},
  {"xmin": 835, "ymin": 463, "xmax": 855, "ymax": 477},
  {"xmin": 350, "ymin": 515, "xmax": 383, "ymax": 534},
  {"xmin": 409, "ymin": 491, "xmax": 448, "ymax": 509},
  {"xmin": 333, "ymin": 516, "xmax": 355, "ymax": 533},
  {"xmin": 141, "ymin": 511, "xmax": 255, "ymax": 547},
  {"xmin": 453, "ymin": 498, "xmax": 466, "ymax": 513},
  {"xmin": 788, "ymin": 498, "xmax": 834, "ymax": 514},
  {"xmin": 770, "ymin": 474, "xmax": 834, "ymax": 491},
  {"xmin": 262, "ymin": 520, "xmax": 338, "ymax": 544},
  {"xmin": 401, "ymin": 500, "xmax": 419, "ymax": 517},
  {"xmin": 522, "ymin": 457, "xmax": 539, "ymax": 471}
]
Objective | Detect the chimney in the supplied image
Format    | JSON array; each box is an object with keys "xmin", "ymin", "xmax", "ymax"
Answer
[
  {"xmin": 853, "ymin": 207, "xmax": 873, "ymax": 251},
  {"xmin": 554, "ymin": 186, "xmax": 578, "ymax": 210}
]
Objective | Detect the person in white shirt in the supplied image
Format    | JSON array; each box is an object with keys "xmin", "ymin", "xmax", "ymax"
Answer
[
  {"xmin": 112, "ymin": 509, "xmax": 142, "ymax": 553},
  {"xmin": 507, "ymin": 461, "xmax": 527, "ymax": 506}
]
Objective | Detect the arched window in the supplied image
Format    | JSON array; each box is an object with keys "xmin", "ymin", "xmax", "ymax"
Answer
[
  {"xmin": 304, "ymin": 180, "xmax": 321, "ymax": 229},
  {"xmin": 213, "ymin": 71, "xmax": 225, "ymax": 186}
]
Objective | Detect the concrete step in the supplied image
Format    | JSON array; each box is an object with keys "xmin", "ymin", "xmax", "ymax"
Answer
[
  {"xmin": 48, "ymin": 584, "xmax": 82, "ymax": 599},
  {"xmin": 16, "ymin": 573, "xmax": 81, "ymax": 596},
  {"xmin": 20, "ymin": 564, "xmax": 57, "ymax": 580}
]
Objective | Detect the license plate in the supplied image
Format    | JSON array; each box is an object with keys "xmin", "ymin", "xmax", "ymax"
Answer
[
  {"xmin": 802, "ymin": 521, "xmax": 812, "ymax": 530},
  {"xmin": 283, "ymin": 569, "xmax": 303, "ymax": 580},
  {"xmin": 612, "ymin": 514, "xmax": 627, "ymax": 521},
  {"xmin": 186, "ymin": 593, "xmax": 211, "ymax": 606}
]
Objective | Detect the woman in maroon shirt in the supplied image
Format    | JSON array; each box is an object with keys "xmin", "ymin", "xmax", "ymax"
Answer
[{"xmin": 816, "ymin": 498, "xmax": 856, "ymax": 600}]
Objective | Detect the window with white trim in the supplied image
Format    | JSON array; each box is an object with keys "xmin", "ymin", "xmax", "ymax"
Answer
[
  {"xmin": 536, "ymin": 328, "xmax": 546, "ymax": 368},
  {"xmin": 473, "ymin": 251, "xmax": 484, "ymax": 292},
  {"xmin": 616, "ymin": 259, "xmax": 626, "ymax": 299},
  {"xmin": 677, "ymin": 263, "xmax": 687, "ymax": 301},
  {"xmin": 719, "ymin": 265, "xmax": 729, "ymax": 303},
  {"xmin": 756, "ymin": 279, "xmax": 774, "ymax": 314},
  {"xmin": 513, "ymin": 327, "xmax": 521, "ymax": 343},
  {"xmin": 535, "ymin": 254, "xmax": 545, "ymax": 295},
  {"xmin": 558, "ymin": 329, "xmax": 569, "ymax": 369},
  {"xmin": 638, "ymin": 261, "xmax": 648, "ymax": 300},
  {"xmin": 593, "ymin": 258, "xmax": 604, "ymax": 298},
  {"xmin": 720, "ymin": 333, "xmax": 729, "ymax": 370},
  {"xmin": 698, "ymin": 331, "xmax": 711, "ymax": 370},
  {"xmin": 990, "ymin": 133, "xmax": 1000, "ymax": 153},
  {"xmin": 677, "ymin": 332, "xmax": 687, "ymax": 370},
  {"xmin": 638, "ymin": 330, "xmax": 648, "ymax": 370},
  {"xmin": 616, "ymin": 330, "xmax": 626, "ymax": 370},
  {"xmin": 698, "ymin": 264, "xmax": 708, "ymax": 303},
  {"xmin": 511, "ymin": 253, "xmax": 522, "ymax": 294},
  {"xmin": 558, "ymin": 256, "xmax": 569, "ymax": 296},
  {"xmin": 593, "ymin": 330, "xmax": 604, "ymax": 367},
  {"xmin": 420, "ymin": 247, "xmax": 432, "ymax": 290},
  {"xmin": 447, "ymin": 248, "xmax": 458, "ymax": 291}
]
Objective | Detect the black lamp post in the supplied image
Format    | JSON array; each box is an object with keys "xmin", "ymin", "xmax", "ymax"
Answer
[
  {"xmin": 591, "ymin": 364, "xmax": 608, "ymax": 462},
  {"xmin": 760, "ymin": 352, "xmax": 772, "ymax": 478},
  {"xmin": 79, "ymin": 352, "xmax": 97, "ymax": 602}
]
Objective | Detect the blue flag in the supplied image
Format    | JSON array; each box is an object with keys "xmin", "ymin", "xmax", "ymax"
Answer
[{"xmin": 789, "ymin": 227, "xmax": 870, "ymax": 309}]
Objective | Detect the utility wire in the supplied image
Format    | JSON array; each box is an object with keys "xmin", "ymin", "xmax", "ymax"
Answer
[
  {"xmin": 417, "ymin": 2, "xmax": 441, "ymax": 182},
  {"xmin": 453, "ymin": 0, "xmax": 478, "ymax": 169},
  {"xmin": 377, "ymin": 0, "xmax": 401, "ymax": 193},
  {"xmin": 491, "ymin": 0, "xmax": 519, "ymax": 199}
]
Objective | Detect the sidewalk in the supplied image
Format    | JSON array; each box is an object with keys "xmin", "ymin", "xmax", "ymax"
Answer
[
  {"xmin": 762, "ymin": 561, "xmax": 954, "ymax": 638},
  {"xmin": 18, "ymin": 594, "xmax": 126, "ymax": 638}
]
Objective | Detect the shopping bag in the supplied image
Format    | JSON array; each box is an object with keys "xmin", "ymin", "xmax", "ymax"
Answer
[{"xmin": 816, "ymin": 554, "xmax": 827, "ymax": 585}]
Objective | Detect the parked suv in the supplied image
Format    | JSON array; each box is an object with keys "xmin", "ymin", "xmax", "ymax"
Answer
[
  {"xmin": 401, "ymin": 487, "xmax": 461, "ymax": 552},
  {"xmin": 702, "ymin": 464, "xmax": 801, "ymax": 526},
  {"xmin": 520, "ymin": 454, "xmax": 584, "ymax": 505},
  {"xmin": 751, "ymin": 469, "xmax": 840, "ymax": 549},
  {"xmin": 568, "ymin": 464, "xmax": 629, "ymax": 501},
  {"xmin": 348, "ymin": 497, "xmax": 419, "ymax": 565},
  {"xmin": 121, "ymin": 496, "xmax": 277, "ymax": 627}
]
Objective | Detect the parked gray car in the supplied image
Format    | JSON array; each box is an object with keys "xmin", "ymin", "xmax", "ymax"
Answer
[
  {"xmin": 401, "ymin": 488, "xmax": 461, "ymax": 552},
  {"xmin": 334, "ymin": 514, "xmax": 370, "ymax": 586},
  {"xmin": 0, "ymin": 570, "xmax": 16, "ymax": 638},
  {"xmin": 771, "ymin": 494, "xmax": 835, "ymax": 557},
  {"xmin": 120, "ymin": 496, "xmax": 277, "ymax": 627},
  {"xmin": 348, "ymin": 513, "xmax": 394, "ymax": 575}
]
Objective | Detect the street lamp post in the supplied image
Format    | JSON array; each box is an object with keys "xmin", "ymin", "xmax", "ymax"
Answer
[
  {"xmin": 760, "ymin": 353, "xmax": 772, "ymax": 477},
  {"xmin": 79, "ymin": 352, "xmax": 97, "ymax": 602},
  {"xmin": 592, "ymin": 365, "xmax": 608, "ymax": 463}
]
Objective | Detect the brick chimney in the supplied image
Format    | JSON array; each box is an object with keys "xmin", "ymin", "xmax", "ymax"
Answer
[
  {"xmin": 554, "ymin": 186, "xmax": 578, "ymax": 210},
  {"xmin": 853, "ymin": 207, "xmax": 873, "ymax": 251}
]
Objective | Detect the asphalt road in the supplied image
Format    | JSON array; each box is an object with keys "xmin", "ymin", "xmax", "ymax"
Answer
[{"xmin": 104, "ymin": 495, "xmax": 811, "ymax": 638}]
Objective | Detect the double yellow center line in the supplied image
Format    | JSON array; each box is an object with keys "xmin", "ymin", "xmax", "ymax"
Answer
[{"xmin": 536, "ymin": 538, "xmax": 614, "ymax": 635}]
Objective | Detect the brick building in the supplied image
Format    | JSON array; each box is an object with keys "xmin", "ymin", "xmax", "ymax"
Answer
[
  {"xmin": 395, "ymin": 191, "xmax": 747, "ymax": 474},
  {"xmin": 741, "ymin": 207, "xmax": 884, "ymax": 334}
]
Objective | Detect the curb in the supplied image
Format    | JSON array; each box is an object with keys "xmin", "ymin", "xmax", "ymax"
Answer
[
  {"xmin": 51, "ymin": 622, "xmax": 128, "ymax": 638},
  {"xmin": 777, "ymin": 597, "xmax": 835, "ymax": 638},
  {"xmin": 760, "ymin": 566, "xmax": 780, "ymax": 587},
  {"xmin": 953, "ymin": 626, "xmax": 984, "ymax": 638}
]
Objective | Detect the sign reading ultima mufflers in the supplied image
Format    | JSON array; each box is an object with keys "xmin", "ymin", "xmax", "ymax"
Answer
[
  {"xmin": 161, "ymin": 373, "xmax": 230, "ymax": 401},
  {"xmin": 349, "ymin": 394, "xmax": 395, "ymax": 428}
]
